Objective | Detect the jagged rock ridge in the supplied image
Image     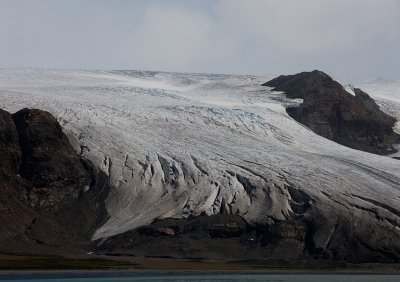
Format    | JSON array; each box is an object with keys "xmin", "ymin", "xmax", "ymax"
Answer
[{"xmin": 263, "ymin": 70, "xmax": 400, "ymax": 154}]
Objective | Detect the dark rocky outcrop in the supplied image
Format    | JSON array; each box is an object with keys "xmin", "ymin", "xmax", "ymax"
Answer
[
  {"xmin": 12, "ymin": 108, "xmax": 90, "ymax": 210},
  {"xmin": 96, "ymin": 204, "xmax": 400, "ymax": 264},
  {"xmin": 263, "ymin": 70, "xmax": 400, "ymax": 155},
  {"xmin": 95, "ymin": 214, "xmax": 307, "ymax": 261},
  {"xmin": 0, "ymin": 109, "xmax": 21, "ymax": 173},
  {"xmin": 0, "ymin": 108, "xmax": 110, "ymax": 255}
]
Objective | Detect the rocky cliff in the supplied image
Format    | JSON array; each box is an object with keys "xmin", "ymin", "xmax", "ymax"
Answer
[
  {"xmin": 263, "ymin": 70, "xmax": 400, "ymax": 155},
  {"xmin": 0, "ymin": 108, "xmax": 110, "ymax": 255}
]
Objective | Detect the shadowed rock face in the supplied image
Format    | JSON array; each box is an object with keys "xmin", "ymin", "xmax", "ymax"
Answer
[
  {"xmin": 0, "ymin": 109, "xmax": 21, "ymax": 173},
  {"xmin": 263, "ymin": 70, "xmax": 400, "ymax": 155},
  {"xmin": 12, "ymin": 108, "xmax": 90, "ymax": 210},
  {"xmin": 96, "ymin": 208, "xmax": 400, "ymax": 263},
  {"xmin": 0, "ymin": 108, "xmax": 110, "ymax": 255},
  {"xmin": 95, "ymin": 214, "xmax": 308, "ymax": 261}
]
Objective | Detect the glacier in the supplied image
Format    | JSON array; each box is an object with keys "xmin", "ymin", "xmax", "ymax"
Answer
[{"xmin": 0, "ymin": 68, "xmax": 399, "ymax": 245}]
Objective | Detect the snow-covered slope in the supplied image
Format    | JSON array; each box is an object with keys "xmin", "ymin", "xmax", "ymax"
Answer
[{"xmin": 0, "ymin": 68, "xmax": 399, "ymax": 242}]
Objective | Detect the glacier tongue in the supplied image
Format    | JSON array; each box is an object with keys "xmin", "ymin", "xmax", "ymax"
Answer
[{"xmin": 0, "ymin": 68, "xmax": 399, "ymax": 241}]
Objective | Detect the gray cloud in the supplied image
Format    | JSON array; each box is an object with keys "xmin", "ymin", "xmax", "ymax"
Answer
[{"xmin": 1, "ymin": 0, "xmax": 399, "ymax": 81}]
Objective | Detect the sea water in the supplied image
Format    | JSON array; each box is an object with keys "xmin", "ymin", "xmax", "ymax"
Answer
[{"xmin": 0, "ymin": 274, "xmax": 399, "ymax": 282}]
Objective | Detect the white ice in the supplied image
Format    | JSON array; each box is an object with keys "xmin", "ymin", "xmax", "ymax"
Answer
[{"xmin": 0, "ymin": 68, "xmax": 399, "ymax": 240}]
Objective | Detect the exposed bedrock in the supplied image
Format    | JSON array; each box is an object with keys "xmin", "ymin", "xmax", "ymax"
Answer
[
  {"xmin": 0, "ymin": 107, "xmax": 110, "ymax": 255},
  {"xmin": 97, "ymin": 187, "xmax": 400, "ymax": 263},
  {"xmin": 263, "ymin": 70, "xmax": 400, "ymax": 155}
]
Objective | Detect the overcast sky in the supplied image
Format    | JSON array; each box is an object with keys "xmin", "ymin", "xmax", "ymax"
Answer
[{"xmin": 1, "ymin": 0, "xmax": 399, "ymax": 81}]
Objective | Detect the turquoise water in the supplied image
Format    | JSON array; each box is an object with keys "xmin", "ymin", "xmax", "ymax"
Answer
[{"xmin": 0, "ymin": 274, "xmax": 399, "ymax": 282}]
